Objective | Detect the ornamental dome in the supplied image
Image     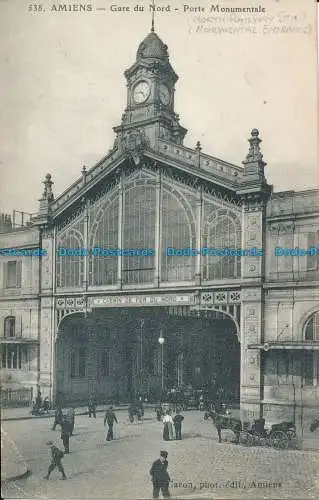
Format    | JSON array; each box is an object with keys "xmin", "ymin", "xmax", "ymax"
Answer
[{"xmin": 136, "ymin": 31, "xmax": 169, "ymax": 61}]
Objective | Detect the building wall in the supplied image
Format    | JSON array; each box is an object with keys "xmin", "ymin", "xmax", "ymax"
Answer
[{"xmin": 0, "ymin": 227, "xmax": 40, "ymax": 392}]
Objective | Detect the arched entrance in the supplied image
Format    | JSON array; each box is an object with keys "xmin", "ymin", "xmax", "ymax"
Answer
[
  {"xmin": 54, "ymin": 306, "xmax": 240, "ymax": 405},
  {"xmin": 164, "ymin": 307, "xmax": 240, "ymax": 403}
]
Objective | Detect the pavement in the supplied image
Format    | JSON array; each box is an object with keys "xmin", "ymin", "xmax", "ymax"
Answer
[
  {"xmin": 1, "ymin": 426, "xmax": 30, "ymax": 483},
  {"xmin": 1, "ymin": 404, "xmax": 129, "ymax": 422},
  {"xmin": 0, "ymin": 404, "xmax": 128, "ymax": 485},
  {"xmin": 1, "ymin": 409, "xmax": 319, "ymax": 500}
]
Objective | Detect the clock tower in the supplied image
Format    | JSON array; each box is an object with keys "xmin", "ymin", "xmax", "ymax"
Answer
[{"xmin": 113, "ymin": 29, "xmax": 187, "ymax": 148}]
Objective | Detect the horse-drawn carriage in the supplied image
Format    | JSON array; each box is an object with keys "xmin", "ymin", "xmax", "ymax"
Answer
[
  {"xmin": 240, "ymin": 418, "xmax": 296, "ymax": 449},
  {"xmin": 205, "ymin": 410, "xmax": 296, "ymax": 450}
]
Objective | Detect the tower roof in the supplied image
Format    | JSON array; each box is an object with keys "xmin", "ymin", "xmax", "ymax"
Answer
[{"xmin": 136, "ymin": 31, "xmax": 169, "ymax": 61}]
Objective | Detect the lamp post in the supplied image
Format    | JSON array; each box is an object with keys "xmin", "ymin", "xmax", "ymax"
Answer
[
  {"xmin": 140, "ymin": 319, "xmax": 144, "ymax": 393},
  {"xmin": 158, "ymin": 330, "xmax": 165, "ymax": 391}
]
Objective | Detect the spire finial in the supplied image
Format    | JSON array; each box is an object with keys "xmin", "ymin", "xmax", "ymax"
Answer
[
  {"xmin": 151, "ymin": 0, "xmax": 155, "ymax": 32},
  {"xmin": 42, "ymin": 173, "xmax": 54, "ymax": 201}
]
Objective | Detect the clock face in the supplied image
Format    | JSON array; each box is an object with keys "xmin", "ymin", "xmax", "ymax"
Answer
[
  {"xmin": 133, "ymin": 81, "xmax": 150, "ymax": 104},
  {"xmin": 159, "ymin": 84, "xmax": 170, "ymax": 105}
]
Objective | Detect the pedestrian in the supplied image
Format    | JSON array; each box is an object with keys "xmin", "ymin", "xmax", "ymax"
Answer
[
  {"xmin": 60, "ymin": 418, "xmax": 71, "ymax": 453},
  {"xmin": 173, "ymin": 410, "xmax": 184, "ymax": 440},
  {"xmin": 162, "ymin": 410, "xmax": 174, "ymax": 441},
  {"xmin": 44, "ymin": 441, "xmax": 67, "ymax": 480},
  {"xmin": 66, "ymin": 408, "xmax": 75, "ymax": 435},
  {"xmin": 128, "ymin": 402, "xmax": 136, "ymax": 423},
  {"xmin": 155, "ymin": 405, "xmax": 163, "ymax": 422},
  {"xmin": 52, "ymin": 406, "xmax": 63, "ymax": 430},
  {"xmin": 104, "ymin": 406, "xmax": 118, "ymax": 441},
  {"xmin": 150, "ymin": 450, "xmax": 170, "ymax": 498},
  {"xmin": 43, "ymin": 397, "xmax": 50, "ymax": 413},
  {"xmin": 35, "ymin": 389, "xmax": 42, "ymax": 409},
  {"xmin": 88, "ymin": 394, "xmax": 97, "ymax": 418}
]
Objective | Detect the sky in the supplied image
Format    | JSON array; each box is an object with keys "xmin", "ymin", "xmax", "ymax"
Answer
[{"xmin": 0, "ymin": 0, "xmax": 318, "ymax": 215}]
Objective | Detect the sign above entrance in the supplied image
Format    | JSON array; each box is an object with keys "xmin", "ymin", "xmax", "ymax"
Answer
[{"xmin": 89, "ymin": 294, "xmax": 196, "ymax": 308}]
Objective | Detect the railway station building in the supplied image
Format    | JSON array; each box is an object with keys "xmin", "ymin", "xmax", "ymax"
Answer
[{"xmin": 0, "ymin": 30, "xmax": 318, "ymax": 427}]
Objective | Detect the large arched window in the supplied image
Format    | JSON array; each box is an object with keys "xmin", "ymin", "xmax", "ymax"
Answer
[
  {"xmin": 89, "ymin": 196, "xmax": 119, "ymax": 286},
  {"xmin": 122, "ymin": 183, "xmax": 156, "ymax": 284},
  {"xmin": 56, "ymin": 231, "xmax": 85, "ymax": 288},
  {"xmin": 305, "ymin": 311, "xmax": 319, "ymax": 341},
  {"xmin": 161, "ymin": 189, "xmax": 196, "ymax": 282},
  {"xmin": 303, "ymin": 310, "xmax": 319, "ymax": 386},
  {"xmin": 202, "ymin": 209, "xmax": 241, "ymax": 280},
  {"xmin": 4, "ymin": 316, "xmax": 15, "ymax": 337}
]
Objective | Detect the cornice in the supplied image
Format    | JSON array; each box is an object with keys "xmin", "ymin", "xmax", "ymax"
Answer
[{"xmin": 263, "ymin": 281, "xmax": 319, "ymax": 289}]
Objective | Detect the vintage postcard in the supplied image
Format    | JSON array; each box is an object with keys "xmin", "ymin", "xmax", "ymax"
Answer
[{"xmin": 1, "ymin": 0, "xmax": 318, "ymax": 499}]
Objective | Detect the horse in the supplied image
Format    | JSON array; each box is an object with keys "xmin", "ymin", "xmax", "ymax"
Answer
[
  {"xmin": 205, "ymin": 410, "xmax": 242, "ymax": 444},
  {"xmin": 310, "ymin": 418, "xmax": 319, "ymax": 432}
]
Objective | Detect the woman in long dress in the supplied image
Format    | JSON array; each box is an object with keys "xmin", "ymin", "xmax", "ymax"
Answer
[{"xmin": 163, "ymin": 410, "xmax": 174, "ymax": 441}]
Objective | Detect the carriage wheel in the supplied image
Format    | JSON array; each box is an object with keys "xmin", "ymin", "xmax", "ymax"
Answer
[
  {"xmin": 286, "ymin": 429, "xmax": 297, "ymax": 448},
  {"xmin": 286, "ymin": 429, "xmax": 296, "ymax": 440},
  {"xmin": 240, "ymin": 432, "xmax": 254, "ymax": 446},
  {"xmin": 270, "ymin": 431, "xmax": 289, "ymax": 449}
]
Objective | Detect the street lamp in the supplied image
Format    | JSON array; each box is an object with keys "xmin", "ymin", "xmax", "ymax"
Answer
[
  {"xmin": 158, "ymin": 330, "xmax": 165, "ymax": 391},
  {"xmin": 140, "ymin": 319, "xmax": 144, "ymax": 394}
]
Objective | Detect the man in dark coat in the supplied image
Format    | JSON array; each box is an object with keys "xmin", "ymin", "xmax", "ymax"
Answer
[
  {"xmin": 60, "ymin": 418, "xmax": 71, "ymax": 453},
  {"xmin": 44, "ymin": 441, "xmax": 67, "ymax": 480},
  {"xmin": 150, "ymin": 450, "xmax": 170, "ymax": 498},
  {"xmin": 104, "ymin": 406, "xmax": 118, "ymax": 441},
  {"xmin": 173, "ymin": 411, "xmax": 184, "ymax": 440},
  {"xmin": 52, "ymin": 406, "xmax": 63, "ymax": 430},
  {"xmin": 65, "ymin": 408, "xmax": 75, "ymax": 435}
]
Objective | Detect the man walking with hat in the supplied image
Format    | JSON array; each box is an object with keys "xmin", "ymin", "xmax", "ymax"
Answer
[
  {"xmin": 44, "ymin": 441, "xmax": 67, "ymax": 480},
  {"xmin": 150, "ymin": 450, "xmax": 171, "ymax": 498}
]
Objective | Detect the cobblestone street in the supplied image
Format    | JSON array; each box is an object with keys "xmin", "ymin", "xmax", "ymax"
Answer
[{"xmin": 2, "ymin": 409, "xmax": 319, "ymax": 499}]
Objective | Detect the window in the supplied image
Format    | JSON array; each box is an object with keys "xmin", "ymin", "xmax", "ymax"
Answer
[
  {"xmin": 307, "ymin": 231, "xmax": 319, "ymax": 271},
  {"xmin": 303, "ymin": 311, "xmax": 319, "ymax": 386},
  {"xmin": 6, "ymin": 261, "xmax": 22, "ymax": 288},
  {"xmin": 305, "ymin": 311, "xmax": 319, "ymax": 341},
  {"xmin": 303, "ymin": 351, "xmax": 319, "ymax": 386},
  {"xmin": 100, "ymin": 351, "xmax": 110, "ymax": 377},
  {"xmin": 70, "ymin": 348, "xmax": 86, "ymax": 378},
  {"xmin": 161, "ymin": 189, "xmax": 196, "ymax": 282},
  {"xmin": 78, "ymin": 347, "xmax": 86, "ymax": 377},
  {"xmin": 122, "ymin": 184, "xmax": 156, "ymax": 284},
  {"xmin": 4, "ymin": 316, "xmax": 15, "ymax": 337},
  {"xmin": 89, "ymin": 196, "xmax": 118, "ymax": 286},
  {"xmin": 56, "ymin": 233, "xmax": 84, "ymax": 288},
  {"xmin": 202, "ymin": 209, "xmax": 241, "ymax": 281},
  {"xmin": 1, "ymin": 344, "xmax": 27, "ymax": 369}
]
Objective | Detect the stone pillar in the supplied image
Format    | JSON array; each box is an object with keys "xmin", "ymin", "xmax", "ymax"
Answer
[
  {"xmin": 195, "ymin": 185, "xmax": 202, "ymax": 285},
  {"xmin": 238, "ymin": 129, "xmax": 272, "ymax": 420},
  {"xmin": 83, "ymin": 199, "xmax": 89, "ymax": 291},
  {"xmin": 240, "ymin": 288, "xmax": 263, "ymax": 420},
  {"xmin": 117, "ymin": 170, "xmax": 124, "ymax": 288},
  {"xmin": 240, "ymin": 199, "xmax": 267, "ymax": 420},
  {"xmin": 39, "ymin": 229, "xmax": 55, "ymax": 400},
  {"xmin": 154, "ymin": 166, "xmax": 162, "ymax": 286},
  {"xmin": 39, "ymin": 297, "xmax": 54, "ymax": 400}
]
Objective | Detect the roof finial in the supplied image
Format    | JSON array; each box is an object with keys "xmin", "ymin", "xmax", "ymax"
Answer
[{"xmin": 151, "ymin": 0, "xmax": 155, "ymax": 32}]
